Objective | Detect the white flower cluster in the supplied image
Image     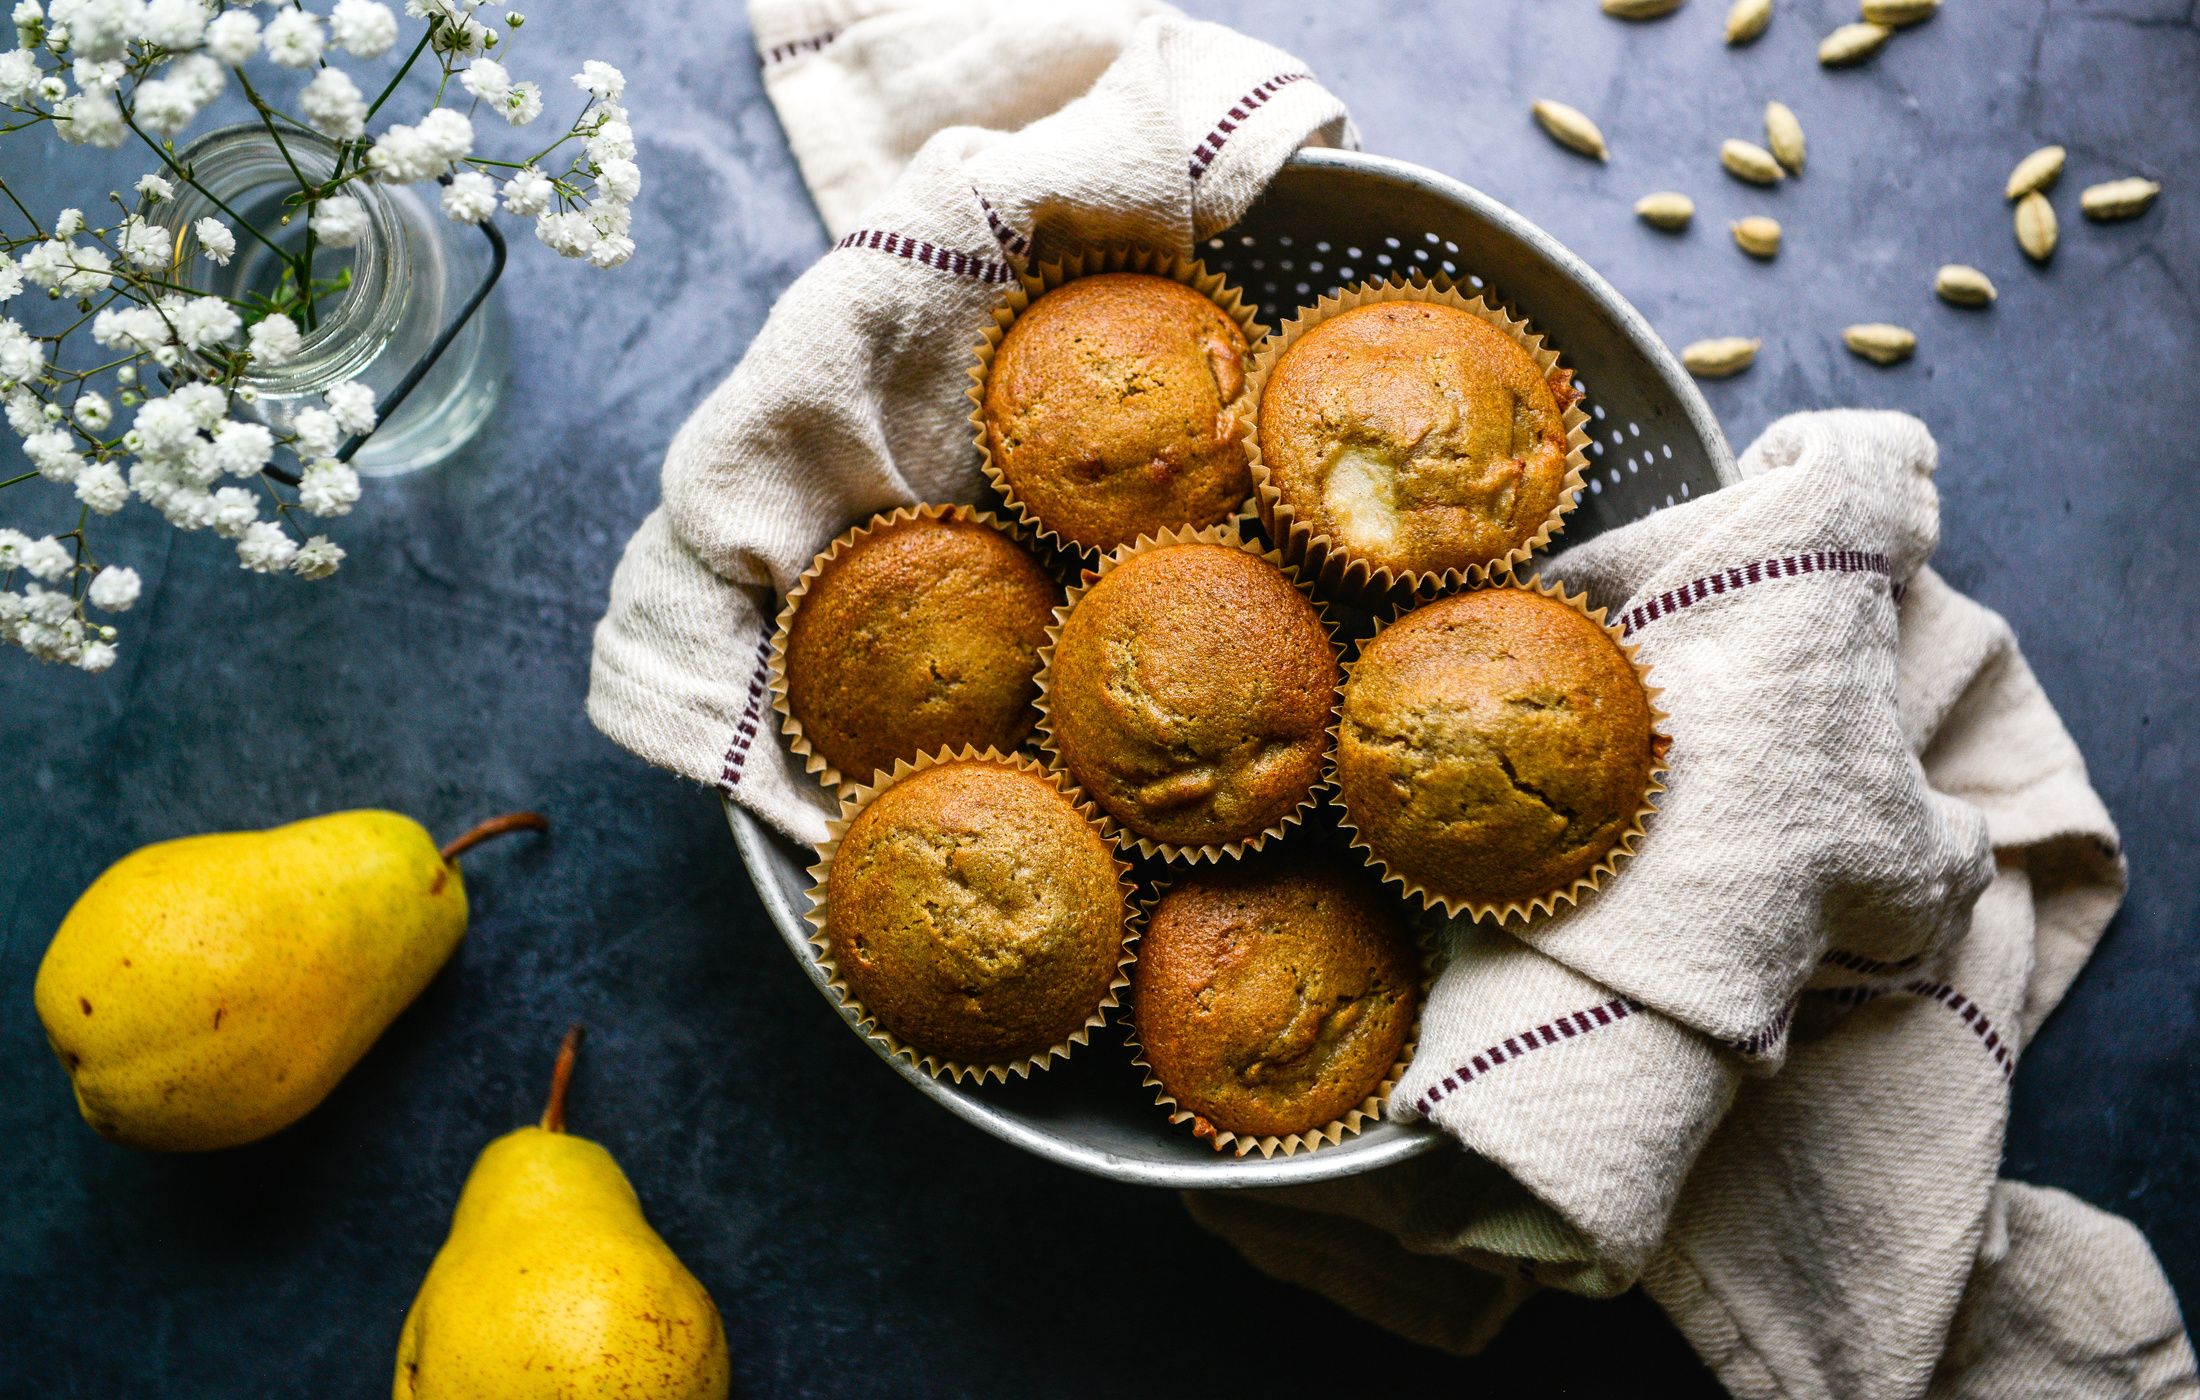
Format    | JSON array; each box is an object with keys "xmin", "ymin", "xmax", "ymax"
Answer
[{"xmin": 2, "ymin": 0, "xmax": 641, "ymax": 674}]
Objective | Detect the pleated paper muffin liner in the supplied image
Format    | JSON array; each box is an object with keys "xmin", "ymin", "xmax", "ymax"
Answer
[
  {"xmin": 1032, "ymin": 522, "xmax": 1341, "ymax": 865},
  {"xmin": 1122, "ymin": 878, "xmax": 1433, "ymax": 1159},
  {"xmin": 803, "ymin": 746, "xmax": 1139, "ymax": 1085},
  {"xmin": 968, "ymin": 247, "xmax": 1269, "ymax": 561},
  {"xmin": 769, "ymin": 502, "xmax": 1059, "ymax": 800},
  {"xmin": 1244, "ymin": 276, "xmax": 1592, "ymax": 601},
  {"xmin": 1330, "ymin": 576, "xmax": 1669, "ymax": 925}
]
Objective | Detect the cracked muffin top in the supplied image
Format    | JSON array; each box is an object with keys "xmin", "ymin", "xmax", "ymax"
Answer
[
  {"xmin": 1335, "ymin": 587, "xmax": 1656, "ymax": 914},
  {"xmin": 784, "ymin": 511, "xmax": 1059, "ymax": 787},
  {"xmin": 1134, "ymin": 851, "xmax": 1418, "ymax": 1140},
  {"xmin": 983, "ymin": 272, "xmax": 1253, "ymax": 554},
  {"xmin": 1257, "ymin": 300, "xmax": 1578, "ymax": 579},
  {"xmin": 825, "ymin": 759, "xmax": 1127, "ymax": 1066},
  {"xmin": 1045, "ymin": 542, "xmax": 1338, "ymax": 851}
]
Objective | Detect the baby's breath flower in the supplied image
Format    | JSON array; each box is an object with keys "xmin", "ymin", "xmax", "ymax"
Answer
[
  {"xmin": 594, "ymin": 157, "xmax": 639, "ymax": 204},
  {"xmin": 534, "ymin": 209, "xmax": 595, "ymax": 259},
  {"xmin": 193, "ymin": 216, "xmax": 235, "ymax": 266},
  {"xmin": 328, "ymin": 0, "xmax": 395, "ymax": 56},
  {"xmin": 132, "ymin": 76, "xmax": 201, "ymax": 137},
  {"xmin": 174, "ymin": 296, "xmax": 240, "ymax": 350},
  {"xmin": 262, "ymin": 8, "xmax": 323, "ymax": 67},
  {"xmin": 325, "ymin": 380, "xmax": 376, "ymax": 435},
  {"xmin": 209, "ymin": 484, "xmax": 258, "ymax": 538},
  {"xmin": 53, "ymin": 207, "xmax": 83, "ymax": 238},
  {"xmin": 0, "ymin": 252, "xmax": 20, "ymax": 302},
  {"xmin": 297, "ymin": 457, "xmax": 360, "ymax": 516},
  {"xmin": 75, "ymin": 639, "xmax": 115, "ymax": 671},
  {"xmin": 248, "ymin": 312, "xmax": 302, "ymax": 366},
  {"xmin": 588, "ymin": 232, "xmax": 633, "ymax": 269},
  {"xmin": 53, "ymin": 89, "xmax": 126, "ymax": 147},
  {"xmin": 291, "ymin": 406, "xmax": 341, "ymax": 457},
  {"xmin": 202, "ymin": 8, "xmax": 258, "ymax": 63},
  {"xmin": 71, "ymin": 54, "xmax": 121, "ymax": 91},
  {"xmin": 17, "ymin": 534, "xmax": 70, "ymax": 580},
  {"xmin": 74, "ymin": 460, "xmax": 126, "ymax": 512},
  {"xmin": 86, "ymin": 563, "xmax": 138, "ymax": 610},
  {"xmin": 311, "ymin": 194, "xmax": 370, "ymax": 248},
  {"xmin": 497, "ymin": 79, "xmax": 541, "ymax": 126},
  {"xmin": 133, "ymin": 172, "xmax": 174, "ymax": 203},
  {"xmin": 573, "ymin": 60, "xmax": 624, "ymax": 101},
  {"xmin": 209, "ymin": 420, "xmax": 273, "ymax": 477},
  {"xmin": 23, "ymin": 428, "xmax": 80, "ymax": 480},
  {"xmin": 300, "ymin": 66, "xmax": 366, "ymax": 140},
  {"xmin": 500, "ymin": 165, "xmax": 550, "ymax": 216},
  {"xmin": 63, "ymin": 0, "xmax": 130, "ymax": 61},
  {"xmin": 235, "ymin": 519, "xmax": 296, "ymax": 572},
  {"xmin": 291, "ymin": 535, "xmax": 343, "ymax": 579},
  {"xmin": 586, "ymin": 117, "xmax": 634, "ymax": 165},
  {"xmin": 136, "ymin": 0, "xmax": 205, "ymax": 51},
  {"xmin": 91, "ymin": 304, "xmax": 168, "ymax": 354},
  {"xmin": 433, "ymin": 12, "xmax": 490, "ymax": 57},
  {"xmin": 115, "ymin": 213, "xmax": 168, "ymax": 269},
  {"xmin": 458, "ymin": 56, "xmax": 509, "ymax": 103},
  {"xmin": 0, "ymin": 47, "xmax": 38, "ymax": 103},
  {"xmin": 4, "ymin": 389, "xmax": 40, "ymax": 435},
  {"xmin": 0, "ymin": 317, "xmax": 42, "ymax": 379},
  {"xmin": 170, "ymin": 54, "xmax": 224, "ymax": 104},
  {"xmin": 440, "ymin": 169, "xmax": 495, "ymax": 223},
  {"xmin": 72, "ymin": 391, "xmax": 108, "ymax": 429}
]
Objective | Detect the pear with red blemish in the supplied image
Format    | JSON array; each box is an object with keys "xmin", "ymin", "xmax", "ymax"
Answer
[
  {"xmin": 33, "ymin": 809, "xmax": 546, "ymax": 1152},
  {"xmin": 394, "ymin": 1028, "xmax": 731, "ymax": 1400}
]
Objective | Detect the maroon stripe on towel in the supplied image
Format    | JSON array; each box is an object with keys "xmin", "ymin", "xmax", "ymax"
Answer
[
  {"xmin": 1619, "ymin": 551, "xmax": 1894, "ymax": 636},
  {"xmin": 718, "ymin": 622, "xmax": 779, "ymax": 791},
  {"xmin": 973, "ymin": 189, "xmax": 1031, "ymax": 260},
  {"xmin": 833, "ymin": 228, "xmax": 1015, "ymax": 284},
  {"xmin": 1821, "ymin": 947, "xmax": 1930, "ymax": 977},
  {"xmin": 1414, "ymin": 996, "xmax": 1643, "ymax": 1113},
  {"xmin": 1187, "ymin": 72, "xmax": 1310, "ymax": 180},
  {"xmin": 762, "ymin": 29, "xmax": 839, "ymax": 64},
  {"xmin": 1804, "ymin": 977, "xmax": 2017, "ymax": 1080},
  {"xmin": 1725, "ymin": 998, "xmax": 1795, "ymax": 1059}
]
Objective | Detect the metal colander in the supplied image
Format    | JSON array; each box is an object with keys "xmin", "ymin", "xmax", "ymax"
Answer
[{"xmin": 727, "ymin": 146, "xmax": 1739, "ymax": 1190}]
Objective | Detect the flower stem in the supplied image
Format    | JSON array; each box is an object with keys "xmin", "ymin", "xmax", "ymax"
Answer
[{"xmin": 364, "ymin": 28, "xmax": 435, "ymax": 125}]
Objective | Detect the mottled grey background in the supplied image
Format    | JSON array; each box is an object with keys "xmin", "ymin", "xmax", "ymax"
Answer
[{"xmin": 2, "ymin": 2, "xmax": 2193, "ymax": 1395}]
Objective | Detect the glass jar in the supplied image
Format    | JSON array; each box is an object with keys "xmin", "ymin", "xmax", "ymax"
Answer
[{"xmin": 157, "ymin": 125, "xmax": 507, "ymax": 477}]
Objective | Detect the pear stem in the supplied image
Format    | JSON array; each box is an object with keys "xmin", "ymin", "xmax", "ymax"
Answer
[
  {"xmin": 439, "ymin": 811, "xmax": 550, "ymax": 863},
  {"xmin": 541, "ymin": 1023, "xmax": 585, "ymax": 1134}
]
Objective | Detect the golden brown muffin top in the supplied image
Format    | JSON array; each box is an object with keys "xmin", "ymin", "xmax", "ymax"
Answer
[
  {"xmin": 1134, "ymin": 852, "xmax": 1418, "ymax": 1140},
  {"xmin": 1258, "ymin": 301, "xmax": 1578, "ymax": 578},
  {"xmin": 1336, "ymin": 587, "xmax": 1656, "ymax": 913},
  {"xmin": 826, "ymin": 760, "xmax": 1126, "ymax": 1066},
  {"xmin": 785, "ymin": 512, "xmax": 1059, "ymax": 787},
  {"xmin": 984, "ymin": 273, "xmax": 1253, "ymax": 555},
  {"xmin": 1047, "ymin": 542, "xmax": 1337, "ymax": 850}
]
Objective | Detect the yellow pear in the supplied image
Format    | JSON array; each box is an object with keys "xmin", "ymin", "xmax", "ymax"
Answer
[
  {"xmin": 395, "ymin": 1028, "xmax": 731, "ymax": 1400},
  {"xmin": 34, "ymin": 809, "xmax": 547, "ymax": 1152}
]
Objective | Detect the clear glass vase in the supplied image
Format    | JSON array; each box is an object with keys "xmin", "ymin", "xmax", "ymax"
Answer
[{"xmin": 157, "ymin": 125, "xmax": 507, "ymax": 477}]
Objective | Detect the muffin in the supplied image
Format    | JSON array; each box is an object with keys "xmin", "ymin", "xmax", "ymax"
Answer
[
  {"xmin": 982, "ymin": 271, "xmax": 1254, "ymax": 554},
  {"xmin": 820, "ymin": 756, "xmax": 1129, "ymax": 1072},
  {"xmin": 1256, "ymin": 297, "xmax": 1581, "ymax": 583},
  {"xmin": 778, "ymin": 507, "xmax": 1059, "ymax": 790},
  {"xmin": 1134, "ymin": 852, "xmax": 1419, "ymax": 1146},
  {"xmin": 1042, "ymin": 536, "xmax": 1337, "ymax": 854},
  {"xmin": 1335, "ymin": 585, "xmax": 1659, "ymax": 917}
]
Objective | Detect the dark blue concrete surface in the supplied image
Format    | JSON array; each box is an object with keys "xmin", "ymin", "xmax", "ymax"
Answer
[{"xmin": 2, "ymin": 3, "xmax": 2193, "ymax": 1395}]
